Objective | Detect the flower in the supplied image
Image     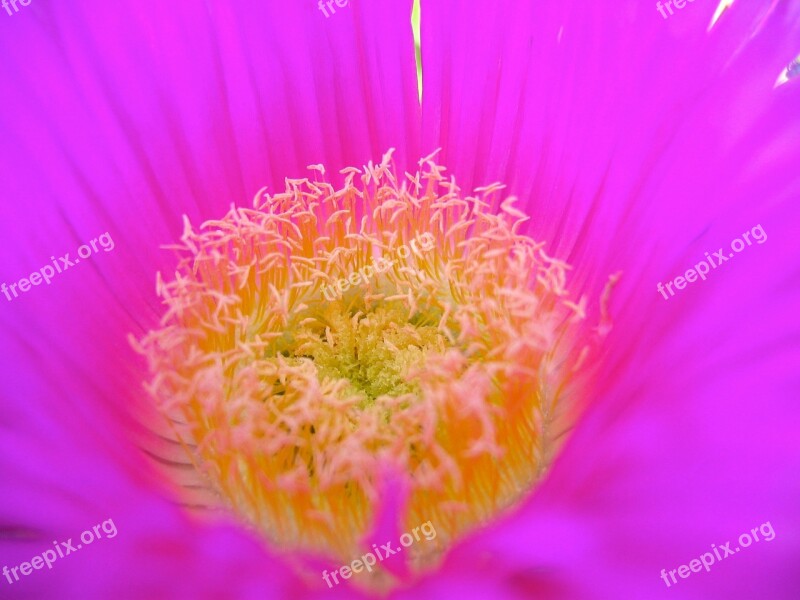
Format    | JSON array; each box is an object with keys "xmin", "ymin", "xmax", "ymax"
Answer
[
  {"xmin": 1, "ymin": 1, "xmax": 799, "ymax": 599},
  {"xmin": 134, "ymin": 150, "xmax": 612, "ymax": 590}
]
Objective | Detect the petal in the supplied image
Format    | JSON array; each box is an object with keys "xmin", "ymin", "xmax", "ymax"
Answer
[
  {"xmin": 0, "ymin": 1, "xmax": 419, "ymax": 596},
  {"xmin": 403, "ymin": 0, "xmax": 800, "ymax": 597}
]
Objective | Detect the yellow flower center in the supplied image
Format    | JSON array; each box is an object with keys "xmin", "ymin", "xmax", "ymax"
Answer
[{"xmin": 136, "ymin": 151, "xmax": 612, "ymax": 588}]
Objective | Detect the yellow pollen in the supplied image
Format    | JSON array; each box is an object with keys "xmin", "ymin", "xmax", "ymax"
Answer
[{"xmin": 135, "ymin": 150, "xmax": 609, "ymax": 587}]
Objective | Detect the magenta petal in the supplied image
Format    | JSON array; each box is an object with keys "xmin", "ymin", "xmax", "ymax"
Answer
[
  {"xmin": 421, "ymin": 0, "xmax": 800, "ymax": 281},
  {"xmin": 0, "ymin": 2, "xmax": 419, "ymax": 597},
  {"xmin": 1, "ymin": 0, "xmax": 799, "ymax": 597},
  {"xmin": 392, "ymin": 1, "xmax": 800, "ymax": 598}
]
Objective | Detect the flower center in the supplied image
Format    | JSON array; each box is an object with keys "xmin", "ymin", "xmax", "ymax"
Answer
[
  {"xmin": 294, "ymin": 303, "xmax": 445, "ymax": 402},
  {"xmin": 136, "ymin": 151, "xmax": 609, "ymax": 586}
]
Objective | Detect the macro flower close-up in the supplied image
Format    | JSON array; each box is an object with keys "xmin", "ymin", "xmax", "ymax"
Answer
[{"xmin": 1, "ymin": 1, "xmax": 799, "ymax": 599}]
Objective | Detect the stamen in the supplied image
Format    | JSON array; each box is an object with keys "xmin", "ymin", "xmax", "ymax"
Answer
[{"xmin": 136, "ymin": 150, "xmax": 610, "ymax": 586}]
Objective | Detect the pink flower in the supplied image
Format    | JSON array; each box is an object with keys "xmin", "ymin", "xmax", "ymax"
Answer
[{"xmin": 1, "ymin": 1, "xmax": 798, "ymax": 598}]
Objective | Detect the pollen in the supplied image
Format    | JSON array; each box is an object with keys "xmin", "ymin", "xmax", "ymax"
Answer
[{"xmin": 136, "ymin": 150, "xmax": 610, "ymax": 582}]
